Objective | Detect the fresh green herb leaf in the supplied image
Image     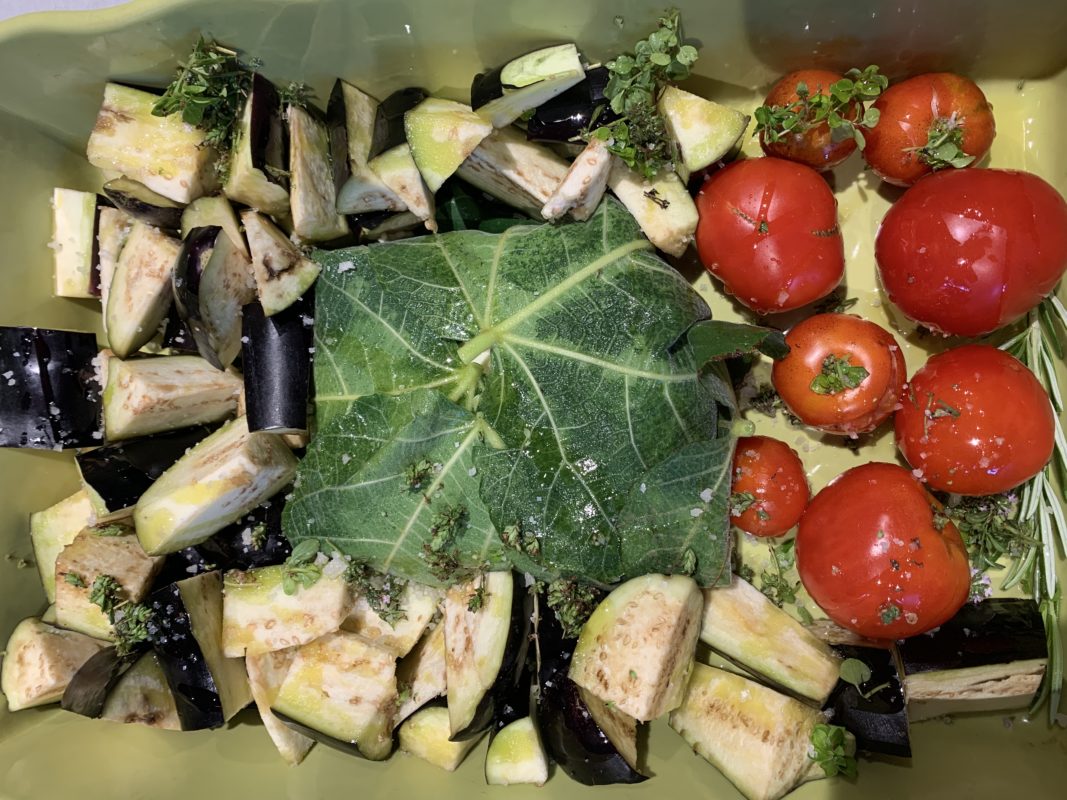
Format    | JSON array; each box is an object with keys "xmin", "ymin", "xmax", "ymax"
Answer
[
  {"xmin": 809, "ymin": 723, "xmax": 858, "ymax": 778},
  {"xmin": 347, "ymin": 562, "xmax": 409, "ymax": 626},
  {"xmin": 729, "ymin": 491, "xmax": 757, "ymax": 516},
  {"xmin": 943, "ymin": 492, "xmax": 1037, "ymax": 573},
  {"xmin": 814, "ymin": 288, "xmax": 860, "ymax": 315},
  {"xmin": 839, "ymin": 658, "xmax": 872, "ymax": 689},
  {"xmin": 248, "ymin": 522, "xmax": 268, "ymax": 550},
  {"xmin": 879, "ymin": 602, "xmax": 902, "ymax": 625},
  {"xmin": 546, "ymin": 579, "xmax": 603, "ymax": 639},
  {"xmin": 281, "ymin": 538, "xmax": 323, "ymax": 595},
  {"xmin": 754, "ymin": 539, "xmax": 801, "ymax": 608},
  {"xmin": 91, "ymin": 523, "xmax": 128, "ymax": 537},
  {"xmin": 64, "ymin": 572, "xmax": 86, "ymax": 588},
  {"xmin": 907, "ymin": 113, "xmax": 976, "ymax": 170},
  {"xmin": 809, "ymin": 354, "xmax": 869, "ymax": 395},
  {"xmin": 278, "ymin": 81, "xmax": 314, "ymax": 109},
  {"xmin": 112, "ymin": 603, "xmax": 154, "ymax": 657},
  {"xmin": 89, "ymin": 574, "xmax": 122, "ymax": 618},
  {"xmin": 795, "ymin": 605, "xmax": 815, "ymax": 625},
  {"xmin": 755, "ymin": 65, "xmax": 887, "ymax": 148},
  {"xmin": 467, "ymin": 582, "xmax": 487, "ymax": 612},
  {"xmin": 629, "ymin": 669, "xmax": 639, "ymax": 680}
]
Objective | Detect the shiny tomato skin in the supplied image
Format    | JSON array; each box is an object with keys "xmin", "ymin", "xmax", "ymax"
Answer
[
  {"xmin": 760, "ymin": 69, "xmax": 858, "ymax": 171},
  {"xmin": 730, "ymin": 436, "xmax": 810, "ymax": 537},
  {"xmin": 797, "ymin": 462, "xmax": 970, "ymax": 639},
  {"xmin": 876, "ymin": 168, "xmax": 1067, "ymax": 336},
  {"xmin": 895, "ymin": 345, "xmax": 1054, "ymax": 495},
  {"xmin": 695, "ymin": 158, "xmax": 844, "ymax": 314},
  {"xmin": 771, "ymin": 313, "xmax": 907, "ymax": 435},
  {"xmin": 864, "ymin": 73, "xmax": 995, "ymax": 186}
]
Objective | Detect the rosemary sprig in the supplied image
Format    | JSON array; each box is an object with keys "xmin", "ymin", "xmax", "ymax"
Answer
[{"xmin": 996, "ymin": 294, "xmax": 1067, "ymax": 724}]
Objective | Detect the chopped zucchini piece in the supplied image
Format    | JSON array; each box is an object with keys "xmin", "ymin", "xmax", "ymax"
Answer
[
  {"xmin": 569, "ymin": 573, "xmax": 702, "ymax": 721},
  {"xmin": 30, "ymin": 489, "xmax": 106, "ymax": 603},
  {"xmin": 396, "ymin": 622, "xmax": 448, "ymax": 723},
  {"xmin": 456, "ymin": 127, "xmax": 569, "ymax": 217},
  {"xmin": 657, "ymin": 85, "xmax": 749, "ymax": 179},
  {"xmin": 342, "ymin": 581, "xmax": 442, "ymax": 657},
  {"xmin": 368, "ymin": 144, "xmax": 437, "ymax": 231},
  {"xmin": 51, "ymin": 188, "xmax": 98, "ymax": 298},
  {"xmin": 399, "ymin": 704, "xmax": 483, "ymax": 771},
  {"xmin": 404, "ymin": 98, "xmax": 493, "ymax": 192},
  {"xmin": 608, "ymin": 161, "xmax": 698, "ymax": 257},
  {"xmin": 1, "ymin": 617, "xmax": 108, "ymax": 711},
  {"xmin": 86, "ymin": 83, "xmax": 218, "ymax": 204},
  {"xmin": 288, "ymin": 105, "xmax": 350, "ymax": 242},
  {"xmin": 241, "ymin": 210, "xmax": 321, "ymax": 316},
  {"xmin": 247, "ymin": 649, "xmax": 315, "ymax": 765}
]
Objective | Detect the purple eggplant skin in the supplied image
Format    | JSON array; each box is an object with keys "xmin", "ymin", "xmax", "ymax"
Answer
[
  {"xmin": 327, "ymin": 79, "xmax": 351, "ymax": 198},
  {"xmin": 0, "ymin": 326, "xmax": 102, "ymax": 449},
  {"xmin": 145, "ymin": 582, "xmax": 224, "ymax": 730},
  {"xmin": 824, "ymin": 643, "xmax": 910, "ymax": 759},
  {"xmin": 274, "ymin": 709, "xmax": 379, "ymax": 759},
  {"xmin": 470, "ymin": 65, "xmax": 505, "ymax": 110},
  {"xmin": 369, "ymin": 87, "xmax": 428, "ymax": 159},
  {"xmin": 160, "ymin": 313, "xmax": 202, "ymax": 355},
  {"xmin": 450, "ymin": 572, "xmax": 531, "ymax": 742},
  {"xmin": 61, "ymin": 646, "xmax": 143, "ymax": 719},
  {"xmin": 102, "ymin": 179, "xmax": 183, "ymax": 231},
  {"xmin": 525, "ymin": 66, "xmax": 614, "ymax": 142},
  {"xmin": 241, "ymin": 295, "xmax": 314, "ymax": 434},
  {"xmin": 172, "ymin": 225, "xmax": 224, "ymax": 369},
  {"xmin": 77, "ymin": 425, "xmax": 215, "ymax": 511},
  {"xmin": 249, "ymin": 73, "xmax": 289, "ymax": 189}
]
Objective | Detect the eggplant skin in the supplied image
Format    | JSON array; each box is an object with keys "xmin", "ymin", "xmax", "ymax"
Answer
[
  {"xmin": 172, "ymin": 226, "xmax": 223, "ymax": 368},
  {"xmin": 370, "ymin": 87, "xmax": 428, "ymax": 158},
  {"xmin": 526, "ymin": 67, "xmax": 614, "ymax": 142},
  {"xmin": 102, "ymin": 178, "xmax": 184, "ymax": 231},
  {"xmin": 241, "ymin": 295, "xmax": 313, "ymax": 434},
  {"xmin": 61, "ymin": 646, "xmax": 142, "ymax": 719},
  {"xmin": 825, "ymin": 644, "xmax": 910, "ymax": 758}
]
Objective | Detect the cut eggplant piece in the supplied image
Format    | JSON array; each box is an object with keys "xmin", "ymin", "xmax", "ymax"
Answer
[
  {"xmin": 336, "ymin": 170, "xmax": 407, "ymax": 216},
  {"xmin": 180, "ymin": 195, "xmax": 248, "ymax": 257},
  {"xmin": 658, "ymin": 85, "xmax": 750, "ymax": 180},
  {"xmin": 404, "ymin": 98, "xmax": 493, "ymax": 192},
  {"xmin": 241, "ymin": 296, "xmax": 313, "ymax": 434},
  {"xmin": 241, "ymin": 210, "xmax": 321, "ymax": 316},
  {"xmin": 86, "ymin": 83, "xmax": 218, "ymax": 204},
  {"xmin": 102, "ymin": 354, "xmax": 241, "ymax": 441},
  {"xmin": 106, "ymin": 222, "xmax": 182, "ymax": 358},
  {"xmin": 456, "ymin": 127, "xmax": 569, "ymax": 217},
  {"xmin": 368, "ymin": 144, "xmax": 437, "ymax": 232},
  {"xmin": 444, "ymin": 571, "xmax": 526, "ymax": 740},
  {"xmin": 288, "ymin": 104, "xmax": 350, "ymax": 242},
  {"xmin": 569, "ymin": 573, "xmax": 702, "ymax": 722},
  {"xmin": 699, "ymin": 576, "xmax": 840, "ymax": 705},
  {"xmin": 541, "ymin": 137, "xmax": 612, "ymax": 221},
  {"xmin": 54, "ymin": 523, "xmax": 164, "ymax": 640},
  {"xmin": 370, "ymin": 87, "xmax": 429, "ymax": 158},
  {"xmin": 102, "ymin": 177, "xmax": 184, "ymax": 231},
  {"xmin": 1, "ymin": 617, "xmax": 108, "ymax": 712},
  {"xmin": 361, "ymin": 210, "xmax": 423, "ymax": 241},
  {"xmin": 133, "ymin": 416, "xmax": 298, "ymax": 554},
  {"xmin": 476, "ymin": 72, "xmax": 587, "ymax": 130},
  {"xmin": 77, "ymin": 425, "xmax": 215, "ymax": 512},
  {"xmin": 272, "ymin": 631, "xmax": 398, "ymax": 760},
  {"xmin": 341, "ymin": 580, "xmax": 442, "ymax": 657},
  {"xmin": 485, "ymin": 716, "xmax": 549, "ymax": 786},
  {"xmin": 160, "ymin": 313, "xmax": 201, "ymax": 355},
  {"xmin": 147, "ymin": 570, "xmax": 252, "ymax": 729},
  {"xmin": 669, "ymin": 663, "xmax": 844, "ymax": 800},
  {"xmin": 99, "ymin": 650, "xmax": 182, "ymax": 729},
  {"xmin": 329, "ymin": 80, "xmax": 406, "ymax": 215},
  {"xmin": 96, "ymin": 207, "xmax": 132, "ymax": 330},
  {"xmin": 0, "ymin": 326, "xmax": 102, "ymax": 449},
  {"xmin": 608, "ymin": 161, "xmax": 698, "ymax": 257},
  {"xmin": 222, "ymin": 563, "xmax": 353, "ymax": 657},
  {"xmin": 51, "ymin": 188, "xmax": 98, "ymax": 298},
  {"xmin": 898, "ymin": 598, "xmax": 1048, "ymax": 721},
  {"xmin": 824, "ymin": 642, "xmax": 910, "ymax": 758},
  {"xmin": 61, "ymin": 646, "xmax": 142, "ymax": 718},
  {"xmin": 400, "ymin": 704, "xmax": 483, "ymax": 771},
  {"xmin": 247, "ymin": 649, "xmax": 315, "ymax": 765},
  {"xmin": 396, "ymin": 622, "xmax": 448, "ymax": 723},
  {"xmin": 472, "ymin": 44, "xmax": 585, "ymax": 111},
  {"xmin": 224, "ymin": 74, "xmax": 290, "ymax": 219},
  {"xmin": 173, "ymin": 226, "xmax": 256, "ymax": 368},
  {"xmin": 31, "ymin": 489, "xmax": 106, "ymax": 603},
  {"xmin": 526, "ymin": 66, "xmax": 614, "ymax": 142}
]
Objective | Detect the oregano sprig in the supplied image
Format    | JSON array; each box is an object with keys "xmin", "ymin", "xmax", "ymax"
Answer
[{"xmin": 809, "ymin": 723, "xmax": 858, "ymax": 778}]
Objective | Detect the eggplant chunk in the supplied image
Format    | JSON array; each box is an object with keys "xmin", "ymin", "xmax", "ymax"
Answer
[
  {"xmin": 342, "ymin": 581, "xmax": 442, "ymax": 658},
  {"xmin": 241, "ymin": 297, "xmax": 313, "ymax": 435},
  {"xmin": 456, "ymin": 127, "xmax": 569, "ymax": 218},
  {"xmin": 180, "ymin": 195, "xmax": 248, "ymax": 257},
  {"xmin": 485, "ymin": 716, "xmax": 549, "ymax": 786},
  {"xmin": 526, "ymin": 66, "xmax": 614, "ymax": 142},
  {"xmin": 272, "ymin": 631, "xmax": 398, "ymax": 760},
  {"xmin": 96, "ymin": 207, "xmax": 132, "ymax": 329},
  {"xmin": 569, "ymin": 573, "xmax": 702, "ymax": 722},
  {"xmin": 86, "ymin": 83, "xmax": 218, "ymax": 204},
  {"xmin": 404, "ymin": 97, "xmax": 493, "ymax": 192},
  {"xmin": 100, "ymin": 650, "xmax": 182, "ymax": 729},
  {"xmin": 289, "ymin": 105, "xmax": 350, "ymax": 242},
  {"xmin": 608, "ymin": 162, "xmax": 698, "ymax": 257},
  {"xmin": 396, "ymin": 622, "xmax": 448, "ymax": 724},
  {"xmin": 222, "ymin": 564, "xmax": 353, "ymax": 657},
  {"xmin": 699, "ymin": 576, "xmax": 840, "ymax": 705},
  {"xmin": 51, "ymin": 188, "xmax": 98, "ymax": 298},
  {"xmin": 1, "ymin": 617, "xmax": 108, "ymax": 712},
  {"xmin": 224, "ymin": 75, "xmax": 290, "ymax": 219},
  {"xmin": 541, "ymin": 137, "xmax": 612, "ymax": 222},
  {"xmin": 370, "ymin": 87, "xmax": 429, "ymax": 158},
  {"xmin": 148, "ymin": 571, "xmax": 252, "ymax": 729},
  {"xmin": 106, "ymin": 221, "xmax": 182, "ymax": 358},
  {"xmin": 103, "ymin": 354, "xmax": 242, "ymax": 441},
  {"xmin": 0, "ymin": 326, "xmax": 102, "ymax": 449},
  {"xmin": 133, "ymin": 416, "xmax": 298, "ymax": 555},
  {"xmin": 54, "ymin": 524, "xmax": 164, "ymax": 640},
  {"xmin": 331, "ymin": 80, "xmax": 406, "ymax": 215},
  {"xmin": 657, "ymin": 85, "xmax": 749, "ymax": 179},
  {"xmin": 241, "ymin": 210, "xmax": 321, "ymax": 316},
  {"xmin": 823, "ymin": 642, "xmax": 910, "ymax": 757},
  {"xmin": 670, "ymin": 664, "xmax": 845, "ymax": 800},
  {"xmin": 368, "ymin": 144, "xmax": 437, "ymax": 232},
  {"xmin": 400, "ymin": 704, "xmax": 483, "ymax": 771},
  {"xmin": 61, "ymin": 646, "xmax": 142, "ymax": 719},
  {"xmin": 102, "ymin": 177, "xmax": 184, "ymax": 231},
  {"xmin": 247, "ymin": 649, "xmax": 315, "ymax": 765},
  {"xmin": 31, "ymin": 489, "xmax": 106, "ymax": 603}
]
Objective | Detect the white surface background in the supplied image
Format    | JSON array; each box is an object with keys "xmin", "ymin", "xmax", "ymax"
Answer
[{"xmin": 0, "ymin": 0, "xmax": 127, "ymax": 20}]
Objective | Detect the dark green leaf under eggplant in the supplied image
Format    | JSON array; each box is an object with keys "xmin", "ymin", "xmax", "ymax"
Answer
[{"xmin": 0, "ymin": 326, "xmax": 102, "ymax": 449}]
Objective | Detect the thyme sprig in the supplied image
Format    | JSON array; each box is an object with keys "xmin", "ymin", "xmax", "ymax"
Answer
[{"xmin": 87, "ymin": 574, "xmax": 153, "ymax": 656}]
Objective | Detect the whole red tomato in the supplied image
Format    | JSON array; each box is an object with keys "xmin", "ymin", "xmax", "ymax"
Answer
[
  {"xmin": 695, "ymin": 158, "xmax": 844, "ymax": 314},
  {"xmin": 863, "ymin": 73, "xmax": 995, "ymax": 186},
  {"xmin": 771, "ymin": 313, "xmax": 906, "ymax": 435},
  {"xmin": 895, "ymin": 345, "xmax": 1054, "ymax": 495},
  {"xmin": 876, "ymin": 168, "xmax": 1067, "ymax": 336},
  {"xmin": 729, "ymin": 436, "xmax": 810, "ymax": 537},
  {"xmin": 796, "ymin": 462, "xmax": 971, "ymax": 639},
  {"xmin": 758, "ymin": 69, "xmax": 858, "ymax": 171}
]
